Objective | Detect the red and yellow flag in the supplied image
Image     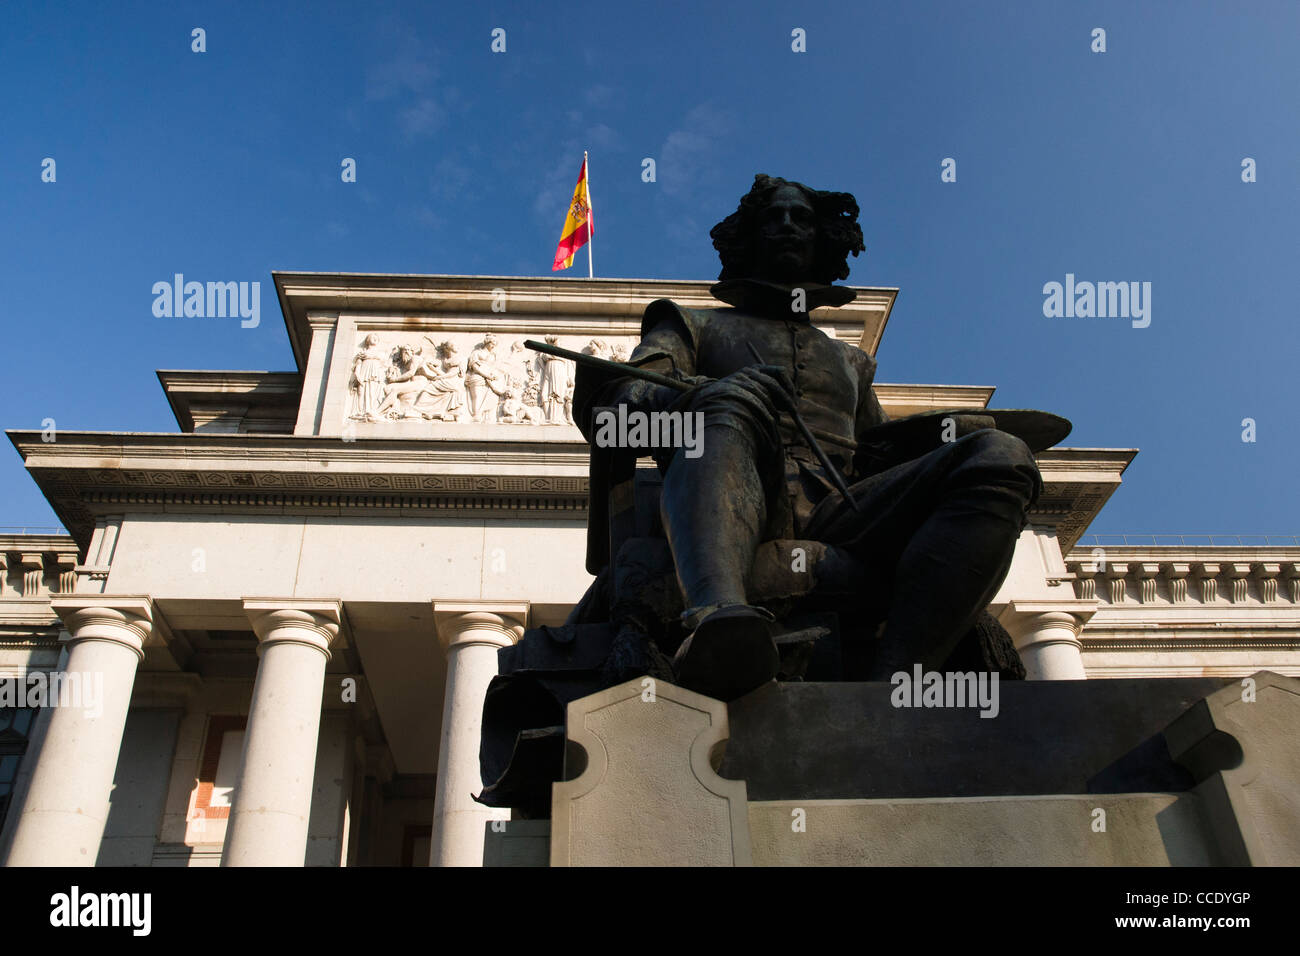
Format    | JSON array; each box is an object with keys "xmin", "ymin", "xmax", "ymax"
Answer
[{"xmin": 552, "ymin": 154, "xmax": 593, "ymax": 271}]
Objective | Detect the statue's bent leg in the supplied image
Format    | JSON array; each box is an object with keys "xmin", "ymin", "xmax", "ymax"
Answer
[
  {"xmin": 869, "ymin": 430, "xmax": 1039, "ymax": 678},
  {"xmin": 805, "ymin": 429, "xmax": 1040, "ymax": 680}
]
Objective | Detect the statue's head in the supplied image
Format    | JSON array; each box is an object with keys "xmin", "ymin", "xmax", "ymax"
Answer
[
  {"xmin": 436, "ymin": 341, "xmax": 457, "ymax": 360},
  {"xmin": 711, "ymin": 174, "xmax": 864, "ymax": 285}
]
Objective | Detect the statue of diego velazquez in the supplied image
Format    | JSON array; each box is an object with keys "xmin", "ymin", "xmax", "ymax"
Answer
[
  {"xmin": 575, "ymin": 174, "xmax": 1043, "ymax": 699},
  {"xmin": 479, "ymin": 175, "xmax": 1061, "ymax": 810}
]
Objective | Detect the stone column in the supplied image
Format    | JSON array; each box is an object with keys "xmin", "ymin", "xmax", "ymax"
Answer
[
  {"xmin": 221, "ymin": 600, "xmax": 340, "ymax": 867},
  {"xmin": 999, "ymin": 600, "xmax": 1096, "ymax": 680},
  {"xmin": 5, "ymin": 597, "xmax": 153, "ymax": 866},
  {"xmin": 430, "ymin": 601, "xmax": 527, "ymax": 867}
]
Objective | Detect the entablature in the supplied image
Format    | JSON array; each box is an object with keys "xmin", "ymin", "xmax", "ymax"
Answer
[{"xmin": 10, "ymin": 430, "xmax": 1131, "ymax": 556}]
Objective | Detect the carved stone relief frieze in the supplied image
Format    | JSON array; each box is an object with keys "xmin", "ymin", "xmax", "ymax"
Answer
[{"xmin": 345, "ymin": 331, "xmax": 634, "ymax": 428}]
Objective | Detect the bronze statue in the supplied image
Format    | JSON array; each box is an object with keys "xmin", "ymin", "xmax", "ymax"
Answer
[{"xmin": 479, "ymin": 174, "xmax": 1067, "ymax": 812}]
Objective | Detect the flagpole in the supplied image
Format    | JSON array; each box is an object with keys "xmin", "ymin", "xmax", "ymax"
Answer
[{"xmin": 585, "ymin": 150, "xmax": 593, "ymax": 279}]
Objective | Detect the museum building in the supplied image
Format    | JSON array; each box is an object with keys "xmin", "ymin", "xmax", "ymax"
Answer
[{"xmin": 1, "ymin": 272, "xmax": 1297, "ymax": 867}]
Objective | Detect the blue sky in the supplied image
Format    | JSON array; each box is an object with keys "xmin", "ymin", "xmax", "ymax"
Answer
[{"xmin": 2, "ymin": 0, "xmax": 1296, "ymax": 536}]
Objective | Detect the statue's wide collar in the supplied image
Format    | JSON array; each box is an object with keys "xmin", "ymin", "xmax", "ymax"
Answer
[{"xmin": 709, "ymin": 278, "xmax": 857, "ymax": 318}]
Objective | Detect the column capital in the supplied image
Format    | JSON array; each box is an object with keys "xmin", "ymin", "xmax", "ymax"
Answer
[
  {"xmin": 242, "ymin": 599, "xmax": 342, "ymax": 659},
  {"xmin": 997, "ymin": 601, "xmax": 1092, "ymax": 679},
  {"xmin": 433, "ymin": 601, "xmax": 529, "ymax": 651},
  {"xmin": 48, "ymin": 595, "xmax": 155, "ymax": 660},
  {"xmin": 999, "ymin": 599, "xmax": 1097, "ymax": 628},
  {"xmin": 1001, "ymin": 610, "xmax": 1084, "ymax": 651}
]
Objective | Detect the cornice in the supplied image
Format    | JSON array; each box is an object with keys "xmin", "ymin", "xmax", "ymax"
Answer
[
  {"xmin": 155, "ymin": 370, "xmax": 302, "ymax": 389},
  {"xmin": 272, "ymin": 271, "xmax": 898, "ymax": 371},
  {"xmin": 8, "ymin": 431, "xmax": 591, "ymax": 467},
  {"xmin": 0, "ymin": 534, "xmax": 77, "ymax": 552},
  {"xmin": 1034, "ymin": 448, "xmax": 1138, "ymax": 480},
  {"xmin": 1066, "ymin": 545, "xmax": 1300, "ymax": 563},
  {"xmin": 1027, "ymin": 448, "xmax": 1137, "ymax": 553},
  {"xmin": 872, "ymin": 384, "xmax": 997, "ymax": 416},
  {"xmin": 156, "ymin": 370, "xmax": 303, "ymax": 432}
]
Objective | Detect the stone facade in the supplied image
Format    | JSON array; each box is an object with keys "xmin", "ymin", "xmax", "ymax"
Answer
[{"xmin": 1, "ymin": 273, "xmax": 1296, "ymax": 867}]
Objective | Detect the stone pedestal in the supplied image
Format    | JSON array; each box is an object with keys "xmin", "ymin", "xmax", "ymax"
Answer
[
  {"xmin": 221, "ymin": 600, "xmax": 340, "ymax": 867},
  {"xmin": 490, "ymin": 672, "xmax": 1300, "ymax": 867},
  {"xmin": 4, "ymin": 597, "xmax": 153, "ymax": 866},
  {"xmin": 1164, "ymin": 671, "xmax": 1300, "ymax": 865},
  {"xmin": 430, "ymin": 602, "xmax": 527, "ymax": 867},
  {"xmin": 551, "ymin": 678, "xmax": 751, "ymax": 867}
]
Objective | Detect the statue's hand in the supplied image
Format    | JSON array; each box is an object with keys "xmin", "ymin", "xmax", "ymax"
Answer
[
  {"xmin": 683, "ymin": 364, "xmax": 793, "ymax": 419},
  {"xmin": 598, "ymin": 365, "xmax": 790, "ymax": 423},
  {"xmin": 600, "ymin": 378, "xmax": 684, "ymax": 417}
]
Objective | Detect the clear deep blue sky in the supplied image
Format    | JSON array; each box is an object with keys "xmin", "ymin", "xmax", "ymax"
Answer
[{"xmin": 2, "ymin": 1, "xmax": 1296, "ymax": 536}]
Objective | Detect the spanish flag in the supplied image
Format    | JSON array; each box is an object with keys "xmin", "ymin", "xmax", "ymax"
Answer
[{"xmin": 552, "ymin": 152, "xmax": 593, "ymax": 273}]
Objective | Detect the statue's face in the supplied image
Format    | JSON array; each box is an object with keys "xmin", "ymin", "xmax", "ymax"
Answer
[{"xmin": 754, "ymin": 185, "xmax": 816, "ymax": 283}]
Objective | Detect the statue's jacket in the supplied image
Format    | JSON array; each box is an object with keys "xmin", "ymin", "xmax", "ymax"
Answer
[{"xmin": 572, "ymin": 281, "xmax": 889, "ymax": 574}]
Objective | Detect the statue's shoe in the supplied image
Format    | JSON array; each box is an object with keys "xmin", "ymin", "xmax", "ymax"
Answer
[{"xmin": 672, "ymin": 604, "xmax": 779, "ymax": 702}]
